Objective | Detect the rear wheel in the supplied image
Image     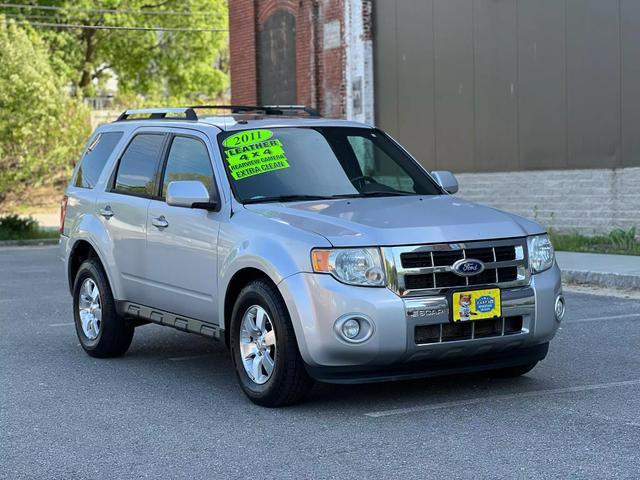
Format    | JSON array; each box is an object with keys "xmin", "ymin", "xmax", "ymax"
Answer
[
  {"xmin": 73, "ymin": 258, "xmax": 134, "ymax": 358},
  {"xmin": 230, "ymin": 280, "xmax": 313, "ymax": 407}
]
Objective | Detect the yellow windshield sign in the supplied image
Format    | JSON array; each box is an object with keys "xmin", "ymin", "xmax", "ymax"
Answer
[
  {"xmin": 222, "ymin": 129, "xmax": 273, "ymax": 148},
  {"xmin": 223, "ymin": 130, "xmax": 290, "ymax": 180}
]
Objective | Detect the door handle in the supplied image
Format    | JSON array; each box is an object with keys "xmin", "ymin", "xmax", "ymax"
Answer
[
  {"xmin": 151, "ymin": 216, "xmax": 169, "ymax": 229},
  {"xmin": 99, "ymin": 206, "xmax": 114, "ymax": 219}
]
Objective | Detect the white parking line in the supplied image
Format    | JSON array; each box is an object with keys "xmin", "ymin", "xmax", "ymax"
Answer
[
  {"xmin": 49, "ymin": 322, "xmax": 75, "ymax": 327},
  {"xmin": 0, "ymin": 295, "xmax": 63, "ymax": 303},
  {"xmin": 565, "ymin": 313, "xmax": 640, "ymax": 323},
  {"xmin": 168, "ymin": 353, "xmax": 215, "ymax": 362},
  {"xmin": 364, "ymin": 379, "xmax": 640, "ymax": 418}
]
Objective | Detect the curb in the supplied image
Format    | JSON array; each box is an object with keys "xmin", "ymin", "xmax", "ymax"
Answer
[
  {"xmin": 561, "ymin": 269, "xmax": 640, "ymax": 290},
  {"xmin": 0, "ymin": 238, "xmax": 59, "ymax": 247}
]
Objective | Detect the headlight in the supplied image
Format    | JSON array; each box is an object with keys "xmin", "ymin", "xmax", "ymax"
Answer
[
  {"xmin": 527, "ymin": 234, "xmax": 555, "ymax": 273},
  {"xmin": 311, "ymin": 248, "xmax": 386, "ymax": 286}
]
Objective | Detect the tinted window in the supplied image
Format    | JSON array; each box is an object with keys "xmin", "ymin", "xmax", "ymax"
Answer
[
  {"xmin": 114, "ymin": 134, "xmax": 165, "ymax": 196},
  {"xmin": 347, "ymin": 135, "xmax": 415, "ymax": 191},
  {"xmin": 74, "ymin": 131, "xmax": 123, "ymax": 189},
  {"xmin": 162, "ymin": 137, "xmax": 215, "ymax": 197},
  {"xmin": 218, "ymin": 127, "xmax": 442, "ymax": 203}
]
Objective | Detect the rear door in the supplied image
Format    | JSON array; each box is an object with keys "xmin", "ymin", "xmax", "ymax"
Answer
[
  {"xmin": 144, "ymin": 131, "xmax": 221, "ymax": 323},
  {"xmin": 95, "ymin": 131, "xmax": 167, "ymax": 303}
]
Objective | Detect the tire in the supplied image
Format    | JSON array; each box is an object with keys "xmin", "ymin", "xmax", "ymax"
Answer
[
  {"xmin": 487, "ymin": 361, "xmax": 538, "ymax": 378},
  {"xmin": 230, "ymin": 279, "xmax": 313, "ymax": 407},
  {"xmin": 72, "ymin": 258, "xmax": 134, "ymax": 358}
]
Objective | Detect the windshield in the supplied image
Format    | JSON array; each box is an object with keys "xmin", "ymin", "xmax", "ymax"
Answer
[{"xmin": 217, "ymin": 127, "xmax": 443, "ymax": 203}]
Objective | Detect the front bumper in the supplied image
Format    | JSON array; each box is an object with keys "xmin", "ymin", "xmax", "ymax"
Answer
[{"xmin": 278, "ymin": 262, "xmax": 562, "ymax": 382}]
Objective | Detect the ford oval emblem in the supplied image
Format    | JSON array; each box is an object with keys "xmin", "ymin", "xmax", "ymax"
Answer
[{"xmin": 452, "ymin": 258, "xmax": 485, "ymax": 277}]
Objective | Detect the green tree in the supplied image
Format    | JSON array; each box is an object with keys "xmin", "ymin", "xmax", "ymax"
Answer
[
  {"xmin": 2, "ymin": 0, "xmax": 229, "ymax": 100},
  {"xmin": 0, "ymin": 17, "xmax": 90, "ymax": 200}
]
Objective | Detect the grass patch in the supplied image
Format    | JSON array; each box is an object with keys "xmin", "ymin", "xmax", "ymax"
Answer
[
  {"xmin": 0, "ymin": 214, "xmax": 59, "ymax": 241},
  {"xmin": 549, "ymin": 227, "xmax": 640, "ymax": 256}
]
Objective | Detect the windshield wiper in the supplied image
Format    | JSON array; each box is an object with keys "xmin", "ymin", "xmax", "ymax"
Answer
[
  {"xmin": 330, "ymin": 191, "xmax": 416, "ymax": 199},
  {"xmin": 243, "ymin": 191, "xmax": 417, "ymax": 204},
  {"xmin": 242, "ymin": 194, "xmax": 334, "ymax": 204}
]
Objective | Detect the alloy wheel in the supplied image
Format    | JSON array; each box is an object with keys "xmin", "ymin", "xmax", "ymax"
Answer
[
  {"xmin": 78, "ymin": 278, "xmax": 102, "ymax": 340},
  {"xmin": 239, "ymin": 305, "xmax": 277, "ymax": 384}
]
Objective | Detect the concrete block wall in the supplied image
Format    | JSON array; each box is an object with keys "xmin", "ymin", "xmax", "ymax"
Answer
[{"xmin": 456, "ymin": 167, "xmax": 640, "ymax": 236}]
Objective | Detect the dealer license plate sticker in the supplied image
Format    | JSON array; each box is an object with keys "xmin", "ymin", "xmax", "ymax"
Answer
[{"xmin": 452, "ymin": 288, "xmax": 501, "ymax": 322}]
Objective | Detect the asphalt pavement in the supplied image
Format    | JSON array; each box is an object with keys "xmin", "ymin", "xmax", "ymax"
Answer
[{"xmin": 1, "ymin": 246, "xmax": 639, "ymax": 479}]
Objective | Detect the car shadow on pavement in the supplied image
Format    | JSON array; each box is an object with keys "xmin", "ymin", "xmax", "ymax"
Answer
[{"xmin": 115, "ymin": 325, "xmax": 544, "ymax": 412}]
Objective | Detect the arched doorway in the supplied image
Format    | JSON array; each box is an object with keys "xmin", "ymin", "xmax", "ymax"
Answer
[{"xmin": 258, "ymin": 10, "xmax": 297, "ymax": 105}]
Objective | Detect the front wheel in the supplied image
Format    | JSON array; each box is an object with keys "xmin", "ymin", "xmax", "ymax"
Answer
[
  {"xmin": 73, "ymin": 259, "xmax": 134, "ymax": 358},
  {"xmin": 230, "ymin": 280, "xmax": 313, "ymax": 407}
]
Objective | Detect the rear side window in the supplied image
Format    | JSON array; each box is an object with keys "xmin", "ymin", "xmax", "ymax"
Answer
[
  {"xmin": 114, "ymin": 134, "xmax": 165, "ymax": 197},
  {"xmin": 161, "ymin": 136, "xmax": 215, "ymax": 197},
  {"xmin": 74, "ymin": 131, "xmax": 123, "ymax": 189}
]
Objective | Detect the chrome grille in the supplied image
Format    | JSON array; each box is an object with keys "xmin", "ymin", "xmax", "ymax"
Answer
[{"xmin": 383, "ymin": 238, "xmax": 529, "ymax": 296}]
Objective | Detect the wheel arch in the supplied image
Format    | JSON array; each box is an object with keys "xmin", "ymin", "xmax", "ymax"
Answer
[
  {"xmin": 67, "ymin": 238, "xmax": 111, "ymax": 295},
  {"xmin": 222, "ymin": 267, "xmax": 278, "ymax": 347}
]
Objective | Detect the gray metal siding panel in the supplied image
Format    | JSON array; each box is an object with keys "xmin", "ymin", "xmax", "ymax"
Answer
[
  {"xmin": 373, "ymin": 0, "xmax": 638, "ymax": 172},
  {"xmin": 396, "ymin": 0, "xmax": 436, "ymax": 169},
  {"xmin": 517, "ymin": 0, "xmax": 567, "ymax": 170},
  {"xmin": 566, "ymin": 0, "xmax": 620, "ymax": 169},
  {"xmin": 473, "ymin": 0, "xmax": 518, "ymax": 172},
  {"xmin": 621, "ymin": 0, "xmax": 640, "ymax": 167},
  {"xmin": 373, "ymin": 1, "xmax": 399, "ymax": 138},
  {"xmin": 434, "ymin": 0, "xmax": 475, "ymax": 172}
]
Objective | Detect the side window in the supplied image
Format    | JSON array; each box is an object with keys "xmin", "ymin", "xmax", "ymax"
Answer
[
  {"xmin": 74, "ymin": 131, "xmax": 123, "ymax": 189},
  {"xmin": 347, "ymin": 135, "xmax": 415, "ymax": 192},
  {"xmin": 114, "ymin": 134, "xmax": 165, "ymax": 197},
  {"xmin": 161, "ymin": 136, "xmax": 215, "ymax": 197}
]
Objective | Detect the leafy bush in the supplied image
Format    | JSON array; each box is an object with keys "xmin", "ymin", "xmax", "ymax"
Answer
[
  {"xmin": 549, "ymin": 227, "xmax": 639, "ymax": 256},
  {"xmin": 0, "ymin": 214, "xmax": 58, "ymax": 241},
  {"xmin": 609, "ymin": 226, "xmax": 637, "ymax": 251},
  {"xmin": 0, "ymin": 17, "xmax": 91, "ymax": 202}
]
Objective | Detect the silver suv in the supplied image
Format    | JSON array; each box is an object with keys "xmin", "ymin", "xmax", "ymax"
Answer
[{"xmin": 60, "ymin": 106, "xmax": 564, "ymax": 406}]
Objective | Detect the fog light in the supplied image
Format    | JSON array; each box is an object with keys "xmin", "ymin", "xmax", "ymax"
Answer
[
  {"xmin": 554, "ymin": 295, "xmax": 565, "ymax": 322},
  {"xmin": 342, "ymin": 318, "xmax": 361, "ymax": 339}
]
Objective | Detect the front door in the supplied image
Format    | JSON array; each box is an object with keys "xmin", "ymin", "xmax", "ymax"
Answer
[{"xmin": 145, "ymin": 133, "xmax": 221, "ymax": 323}]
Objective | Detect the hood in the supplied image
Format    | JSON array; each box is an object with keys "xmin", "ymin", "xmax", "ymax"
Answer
[{"xmin": 243, "ymin": 195, "xmax": 546, "ymax": 247}]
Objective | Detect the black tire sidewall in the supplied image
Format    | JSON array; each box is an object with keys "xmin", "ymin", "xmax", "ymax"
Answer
[
  {"xmin": 73, "ymin": 260, "xmax": 107, "ymax": 350},
  {"xmin": 230, "ymin": 282, "xmax": 291, "ymax": 400},
  {"xmin": 72, "ymin": 258, "xmax": 130, "ymax": 356}
]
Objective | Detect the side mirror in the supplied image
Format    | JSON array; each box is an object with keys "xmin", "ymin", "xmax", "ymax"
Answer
[
  {"xmin": 166, "ymin": 180, "xmax": 217, "ymax": 210},
  {"xmin": 431, "ymin": 170, "xmax": 459, "ymax": 194}
]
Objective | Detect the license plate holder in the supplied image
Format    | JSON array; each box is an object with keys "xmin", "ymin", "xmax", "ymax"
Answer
[{"xmin": 451, "ymin": 288, "xmax": 501, "ymax": 323}]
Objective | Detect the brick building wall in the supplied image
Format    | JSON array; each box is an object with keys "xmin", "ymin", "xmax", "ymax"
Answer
[
  {"xmin": 228, "ymin": 0, "xmax": 258, "ymax": 104},
  {"xmin": 228, "ymin": 0, "xmax": 373, "ymax": 120}
]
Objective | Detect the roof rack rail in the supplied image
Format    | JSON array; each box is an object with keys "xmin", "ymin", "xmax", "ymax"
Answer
[
  {"xmin": 189, "ymin": 105, "xmax": 321, "ymax": 117},
  {"xmin": 115, "ymin": 107, "xmax": 198, "ymax": 121},
  {"xmin": 115, "ymin": 105, "xmax": 321, "ymax": 122}
]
